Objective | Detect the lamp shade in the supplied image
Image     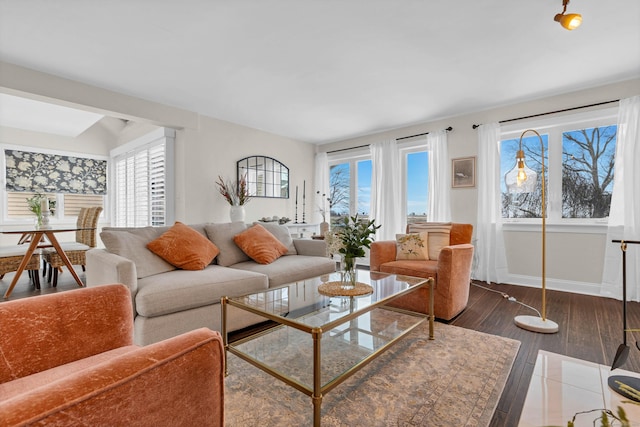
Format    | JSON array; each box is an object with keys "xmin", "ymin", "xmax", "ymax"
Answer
[
  {"xmin": 555, "ymin": 12, "xmax": 582, "ymax": 30},
  {"xmin": 505, "ymin": 150, "xmax": 537, "ymax": 193}
]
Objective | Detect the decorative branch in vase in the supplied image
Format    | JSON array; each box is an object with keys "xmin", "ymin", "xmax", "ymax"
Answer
[{"xmin": 215, "ymin": 174, "xmax": 251, "ymax": 222}]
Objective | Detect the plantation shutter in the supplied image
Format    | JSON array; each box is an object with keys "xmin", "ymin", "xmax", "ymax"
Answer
[{"xmin": 113, "ymin": 139, "xmax": 168, "ymax": 227}]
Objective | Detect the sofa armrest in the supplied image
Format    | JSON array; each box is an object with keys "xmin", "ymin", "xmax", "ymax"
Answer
[
  {"xmin": 86, "ymin": 248, "xmax": 138, "ymax": 297},
  {"xmin": 0, "ymin": 328, "xmax": 225, "ymax": 427},
  {"xmin": 436, "ymin": 243, "xmax": 474, "ymax": 292},
  {"xmin": 292, "ymin": 238, "xmax": 327, "ymax": 257},
  {"xmin": 370, "ymin": 241, "xmax": 397, "ymax": 271},
  {"xmin": 0, "ymin": 284, "xmax": 133, "ymax": 383}
]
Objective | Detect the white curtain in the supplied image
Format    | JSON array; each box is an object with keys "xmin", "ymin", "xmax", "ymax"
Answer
[
  {"xmin": 426, "ymin": 130, "xmax": 451, "ymax": 222},
  {"xmin": 601, "ymin": 96, "xmax": 640, "ymax": 301},
  {"xmin": 475, "ymin": 122, "xmax": 509, "ymax": 283},
  {"xmin": 314, "ymin": 152, "xmax": 330, "ymax": 223},
  {"xmin": 370, "ymin": 140, "xmax": 402, "ymax": 241}
]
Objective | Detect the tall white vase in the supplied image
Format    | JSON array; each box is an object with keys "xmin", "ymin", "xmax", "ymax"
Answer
[{"xmin": 229, "ymin": 205, "xmax": 245, "ymax": 222}]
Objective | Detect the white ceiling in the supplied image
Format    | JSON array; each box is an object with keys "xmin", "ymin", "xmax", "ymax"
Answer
[
  {"xmin": 0, "ymin": 93, "xmax": 103, "ymax": 137},
  {"xmin": 0, "ymin": 0, "xmax": 638, "ymax": 144}
]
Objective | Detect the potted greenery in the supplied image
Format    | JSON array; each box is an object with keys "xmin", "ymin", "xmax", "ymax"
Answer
[
  {"xmin": 329, "ymin": 214, "xmax": 380, "ymax": 289},
  {"xmin": 26, "ymin": 193, "xmax": 55, "ymax": 228}
]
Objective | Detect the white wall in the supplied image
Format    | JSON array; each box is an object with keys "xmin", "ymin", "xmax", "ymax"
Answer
[
  {"xmin": 319, "ymin": 78, "xmax": 640, "ymax": 295},
  {"xmin": 0, "ymin": 62, "xmax": 317, "ymax": 229},
  {"xmin": 176, "ymin": 115, "xmax": 315, "ymax": 224}
]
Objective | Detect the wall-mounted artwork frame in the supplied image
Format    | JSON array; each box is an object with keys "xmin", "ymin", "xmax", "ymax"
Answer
[
  {"xmin": 451, "ymin": 156, "xmax": 476, "ymax": 188},
  {"xmin": 237, "ymin": 156, "xmax": 289, "ymax": 198}
]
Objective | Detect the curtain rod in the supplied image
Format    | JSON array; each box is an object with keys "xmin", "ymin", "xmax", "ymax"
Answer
[
  {"xmin": 326, "ymin": 126, "xmax": 453, "ymax": 154},
  {"xmin": 471, "ymin": 99, "xmax": 620, "ymax": 129}
]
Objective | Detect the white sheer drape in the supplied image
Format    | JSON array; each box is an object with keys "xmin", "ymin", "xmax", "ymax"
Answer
[
  {"xmin": 314, "ymin": 152, "xmax": 330, "ymax": 223},
  {"xmin": 475, "ymin": 123, "xmax": 509, "ymax": 283},
  {"xmin": 370, "ymin": 140, "xmax": 402, "ymax": 241},
  {"xmin": 601, "ymin": 96, "xmax": 640, "ymax": 301},
  {"xmin": 426, "ymin": 130, "xmax": 451, "ymax": 222}
]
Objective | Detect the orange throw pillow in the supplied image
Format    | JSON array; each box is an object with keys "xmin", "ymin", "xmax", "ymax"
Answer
[
  {"xmin": 147, "ymin": 222, "xmax": 220, "ymax": 270},
  {"xmin": 233, "ymin": 224, "xmax": 288, "ymax": 264}
]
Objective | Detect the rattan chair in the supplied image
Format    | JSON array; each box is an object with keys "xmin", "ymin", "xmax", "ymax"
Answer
[
  {"xmin": 0, "ymin": 246, "xmax": 41, "ymax": 289},
  {"xmin": 42, "ymin": 206, "xmax": 102, "ymax": 287}
]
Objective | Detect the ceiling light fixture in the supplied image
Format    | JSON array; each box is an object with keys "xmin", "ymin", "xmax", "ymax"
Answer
[{"xmin": 554, "ymin": 0, "xmax": 582, "ymax": 30}]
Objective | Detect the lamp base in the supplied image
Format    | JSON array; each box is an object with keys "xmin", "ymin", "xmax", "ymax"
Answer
[
  {"xmin": 514, "ymin": 315, "xmax": 559, "ymax": 334},
  {"xmin": 608, "ymin": 375, "xmax": 640, "ymax": 403}
]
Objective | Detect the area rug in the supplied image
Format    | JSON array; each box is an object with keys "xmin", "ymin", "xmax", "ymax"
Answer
[{"xmin": 224, "ymin": 320, "xmax": 520, "ymax": 426}]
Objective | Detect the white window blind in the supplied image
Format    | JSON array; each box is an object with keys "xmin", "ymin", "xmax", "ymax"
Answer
[
  {"xmin": 113, "ymin": 143, "xmax": 164, "ymax": 227},
  {"xmin": 111, "ymin": 128, "xmax": 174, "ymax": 227},
  {"xmin": 7, "ymin": 192, "xmax": 103, "ymax": 218}
]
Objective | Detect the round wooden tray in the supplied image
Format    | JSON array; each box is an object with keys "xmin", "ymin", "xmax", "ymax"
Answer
[{"xmin": 318, "ymin": 281, "xmax": 373, "ymax": 297}]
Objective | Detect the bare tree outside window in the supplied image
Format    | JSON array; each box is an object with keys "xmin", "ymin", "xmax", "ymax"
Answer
[
  {"xmin": 329, "ymin": 164, "xmax": 350, "ymax": 222},
  {"xmin": 562, "ymin": 126, "xmax": 616, "ymax": 218},
  {"xmin": 500, "ymin": 124, "xmax": 617, "ymax": 220}
]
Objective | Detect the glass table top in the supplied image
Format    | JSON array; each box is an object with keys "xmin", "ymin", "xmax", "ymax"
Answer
[{"xmin": 227, "ymin": 270, "xmax": 430, "ymax": 389}]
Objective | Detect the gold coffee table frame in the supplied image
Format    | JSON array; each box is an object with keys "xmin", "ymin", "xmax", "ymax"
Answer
[{"xmin": 221, "ymin": 271, "xmax": 434, "ymax": 427}]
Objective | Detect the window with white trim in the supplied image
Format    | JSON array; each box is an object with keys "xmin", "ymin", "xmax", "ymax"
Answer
[
  {"xmin": 1, "ymin": 145, "xmax": 106, "ymax": 223},
  {"xmin": 111, "ymin": 128, "xmax": 175, "ymax": 227},
  {"xmin": 328, "ymin": 148, "xmax": 371, "ymax": 225},
  {"xmin": 500, "ymin": 108, "xmax": 617, "ymax": 223},
  {"xmin": 327, "ymin": 141, "xmax": 429, "ymax": 226}
]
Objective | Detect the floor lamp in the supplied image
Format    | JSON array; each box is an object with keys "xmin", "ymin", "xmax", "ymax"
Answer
[{"xmin": 504, "ymin": 129, "xmax": 559, "ymax": 334}]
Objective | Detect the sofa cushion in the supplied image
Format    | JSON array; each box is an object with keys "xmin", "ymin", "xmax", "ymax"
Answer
[
  {"xmin": 135, "ymin": 265, "xmax": 268, "ymax": 317},
  {"xmin": 101, "ymin": 228, "xmax": 176, "ymax": 279},
  {"xmin": 252, "ymin": 222, "xmax": 297, "ymax": 255},
  {"xmin": 231, "ymin": 254, "xmax": 336, "ymax": 288},
  {"xmin": 204, "ymin": 222, "xmax": 250, "ymax": 267},
  {"xmin": 233, "ymin": 224, "xmax": 288, "ymax": 265},
  {"xmin": 406, "ymin": 223, "xmax": 452, "ymax": 260},
  {"xmin": 395, "ymin": 232, "xmax": 429, "ymax": 260},
  {"xmin": 379, "ymin": 259, "xmax": 438, "ymax": 279},
  {"xmin": 147, "ymin": 222, "xmax": 219, "ymax": 270}
]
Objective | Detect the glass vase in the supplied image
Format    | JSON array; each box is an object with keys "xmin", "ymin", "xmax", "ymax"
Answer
[{"xmin": 340, "ymin": 255, "xmax": 357, "ymax": 289}]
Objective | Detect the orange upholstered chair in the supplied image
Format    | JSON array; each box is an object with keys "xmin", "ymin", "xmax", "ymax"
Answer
[
  {"xmin": 370, "ymin": 223, "xmax": 474, "ymax": 320},
  {"xmin": 0, "ymin": 284, "xmax": 224, "ymax": 426}
]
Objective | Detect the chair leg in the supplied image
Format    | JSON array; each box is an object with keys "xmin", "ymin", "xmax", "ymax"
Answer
[
  {"xmin": 33, "ymin": 270, "xmax": 40, "ymax": 290},
  {"xmin": 52, "ymin": 268, "xmax": 58, "ymax": 287},
  {"xmin": 47, "ymin": 264, "xmax": 53, "ymax": 283}
]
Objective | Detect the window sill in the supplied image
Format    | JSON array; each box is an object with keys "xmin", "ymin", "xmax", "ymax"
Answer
[{"xmin": 501, "ymin": 221, "xmax": 608, "ymax": 234}]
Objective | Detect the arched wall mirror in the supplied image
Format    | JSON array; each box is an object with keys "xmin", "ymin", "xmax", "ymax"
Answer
[{"xmin": 237, "ymin": 156, "xmax": 289, "ymax": 198}]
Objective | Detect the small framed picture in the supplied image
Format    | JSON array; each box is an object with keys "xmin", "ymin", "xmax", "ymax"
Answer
[{"xmin": 452, "ymin": 157, "xmax": 476, "ymax": 188}]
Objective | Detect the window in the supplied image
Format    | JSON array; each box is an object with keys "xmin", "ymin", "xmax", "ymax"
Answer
[
  {"xmin": 403, "ymin": 149, "xmax": 428, "ymax": 225},
  {"xmin": 500, "ymin": 109, "xmax": 617, "ymax": 223},
  {"xmin": 1, "ymin": 146, "xmax": 106, "ymax": 223},
  {"xmin": 111, "ymin": 128, "xmax": 175, "ymax": 227},
  {"xmin": 327, "ymin": 142, "xmax": 429, "ymax": 226},
  {"xmin": 328, "ymin": 158, "xmax": 371, "ymax": 225}
]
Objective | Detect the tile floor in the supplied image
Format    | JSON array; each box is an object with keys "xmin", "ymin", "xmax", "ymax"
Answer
[{"xmin": 518, "ymin": 350, "xmax": 640, "ymax": 426}]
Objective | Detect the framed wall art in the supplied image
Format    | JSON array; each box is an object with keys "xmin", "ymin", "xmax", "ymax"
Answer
[{"xmin": 451, "ymin": 156, "xmax": 476, "ymax": 188}]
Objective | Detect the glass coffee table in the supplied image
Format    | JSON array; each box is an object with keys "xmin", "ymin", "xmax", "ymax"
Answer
[{"xmin": 221, "ymin": 270, "xmax": 434, "ymax": 427}]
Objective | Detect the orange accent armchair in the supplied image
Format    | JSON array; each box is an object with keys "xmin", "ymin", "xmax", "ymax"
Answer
[
  {"xmin": 370, "ymin": 223, "xmax": 474, "ymax": 320},
  {"xmin": 0, "ymin": 284, "xmax": 224, "ymax": 427}
]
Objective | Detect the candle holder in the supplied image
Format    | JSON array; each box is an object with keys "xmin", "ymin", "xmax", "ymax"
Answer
[{"xmin": 41, "ymin": 209, "xmax": 51, "ymax": 228}]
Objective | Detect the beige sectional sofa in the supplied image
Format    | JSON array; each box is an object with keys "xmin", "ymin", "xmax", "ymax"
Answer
[{"xmin": 86, "ymin": 221, "xmax": 335, "ymax": 345}]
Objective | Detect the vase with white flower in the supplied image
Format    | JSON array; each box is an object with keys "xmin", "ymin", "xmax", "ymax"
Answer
[
  {"xmin": 216, "ymin": 174, "xmax": 251, "ymax": 222},
  {"xmin": 327, "ymin": 214, "xmax": 380, "ymax": 289},
  {"xmin": 26, "ymin": 193, "xmax": 55, "ymax": 228}
]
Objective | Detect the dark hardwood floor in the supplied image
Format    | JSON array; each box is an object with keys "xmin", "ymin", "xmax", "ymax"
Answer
[
  {"xmin": 451, "ymin": 280, "xmax": 640, "ymax": 426},
  {"xmin": 4, "ymin": 272, "xmax": 639, "ymax": 426}
]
